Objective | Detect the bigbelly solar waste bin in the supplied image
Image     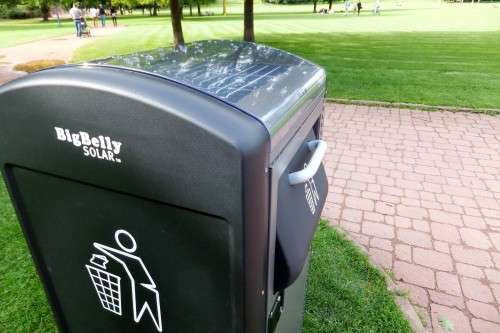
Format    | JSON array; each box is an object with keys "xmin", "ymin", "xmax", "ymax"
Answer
[{"xmin": 0, "ymin": 40, "xmax": 328, "ymax": 333}]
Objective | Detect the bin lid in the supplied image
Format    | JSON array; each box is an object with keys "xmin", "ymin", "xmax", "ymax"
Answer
[{"xmin": 92, "ymin": 40, "xmax": 326, "ymax": 140}]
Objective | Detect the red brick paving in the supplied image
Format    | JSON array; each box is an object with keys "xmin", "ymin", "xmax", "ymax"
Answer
[
  {"xmin": 322, "ymin": 103, "xmax": 500, "ymax": 332},
  {"xmin": 0, "ymin": 66, "xmax": 23, "ymax": 85}
]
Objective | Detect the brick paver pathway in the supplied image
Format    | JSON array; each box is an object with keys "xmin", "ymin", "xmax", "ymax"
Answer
[{"xmin": 322, "ymin": 103, "xmax": 500, "ymax": 333}]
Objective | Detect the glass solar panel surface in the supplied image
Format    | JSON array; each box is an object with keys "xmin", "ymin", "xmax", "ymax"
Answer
[{"xmin": 93, "ymin": 40, "xmax": 325, "ymax": 135}]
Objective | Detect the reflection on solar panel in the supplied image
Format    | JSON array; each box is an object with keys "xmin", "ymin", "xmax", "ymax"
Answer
[
  {"xmin": 155, "ymin": 63, "xmax": 288, "ymax": 103},
  {"xmin": 93, "ymin": 40, "xmax": 325, "ymax": 132}
]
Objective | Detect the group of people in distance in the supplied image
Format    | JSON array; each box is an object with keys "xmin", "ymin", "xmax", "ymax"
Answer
[
  {"xmin": 69, "ymin": 3, "xmax": 118, "ymax": 38},
  {"xmin": 318, "ymin": 0, "xmax": 381, "ymax": 15},
  {"xmin": 89, "ymin": 4, "xmax": 118, "ymax": 28}
]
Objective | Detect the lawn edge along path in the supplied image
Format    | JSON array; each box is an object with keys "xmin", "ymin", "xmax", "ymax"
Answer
[
  {"xmin": 330, "ymin": 224, "xmax": 429, "ymax": 333},
  {"xmin": 328, "ymin": 98, "xmax": 500, "ymax": 117}
]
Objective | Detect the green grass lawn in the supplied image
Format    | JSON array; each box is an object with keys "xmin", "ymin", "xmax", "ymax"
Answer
[
  {"xmin": 71, "ymin": 1, "xmax": 500, "ymax": 109},
  {"xmin": 304, "ymin": 221, "xmax": 412, "ymax": 332},
  {"xmin": 2, "ymin": 0, "xmax": 500, "ymax": 107},
  {"xmin": 0, "ymin": 182, "xmax": 58, "ymax": 332},
  {"xmin": 0, "ymin": 19, "xmax": 74, "ymax": 48},
  {"xmin": 261, "ymin": 31, "xmax": 500, "ymax": 109},
  {"xmin": 0, "ymin": 180, "xmax": 411, "ymax": 332}
]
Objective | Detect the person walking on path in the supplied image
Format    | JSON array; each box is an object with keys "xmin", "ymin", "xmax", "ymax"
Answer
[
  {"xmin": 69, "ymin": 3, "xmax": 83, "ymax": 37},
  {"xmin": 344, "ymin": 0, "xmax": 351, "ymax": 15},
  {"xmin": 110, "ymin": 7, "xmax": 118, "ymax": 27},
  {"xmin": 98, "ymin": 4, "xmax": 106, "ymax": 28},
  {"xmin": 373, "ymin": 0, "xmax": 381, "ymax": 14},
  {"xmin": 356, "ymin": 0, "xmax": 362, "ymax": 15},
  {"xmin": 89, "ymin": 6, "xmax": 98, "ymax": 27}
]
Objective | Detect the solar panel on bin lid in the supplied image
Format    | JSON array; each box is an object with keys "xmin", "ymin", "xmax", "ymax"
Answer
[{"xmin": 94, "ymin": 40, "xmax": 325, "ymax": 135}]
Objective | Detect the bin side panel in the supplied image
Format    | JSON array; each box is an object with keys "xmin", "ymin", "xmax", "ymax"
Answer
[{"xmin": 273, "ymin": 129, "xmax": 327, "ymax": 292}]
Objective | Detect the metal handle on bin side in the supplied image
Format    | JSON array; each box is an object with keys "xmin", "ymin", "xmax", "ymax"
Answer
[{"xmin": 288, "ymin": 140, "xmax": 327, "ymax": 186}]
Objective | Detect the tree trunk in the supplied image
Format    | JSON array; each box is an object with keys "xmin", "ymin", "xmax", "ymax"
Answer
[
  {"xmin": 197, "ymin": 0, "xmax": 201, "ymax": 15},
  {"xmin": 328, "ymin": 0, "xmax": 333, "ymax": 10},
  {"xmin": 189, "ymin": 3, "xmax": 192, "ymax": 16},
  {"xmin": 243, "ymin": 0, "xmax": 254, "ymax": 42},
  {"xmin": 142, "ymin": 6, "xmax": 145, "ymax": 15},
  {"xmin": 149, "ymin": 6, "xmax": 152, "ymax": 16},
  {"xmin": 222, "ymin": 0, "xmax": 227, "ymax": 15},
  {"xmin": 153, "ymin": 1, "xmax": 158, "ymax": 16},
  {"xmin": 170, "ymin": 0, "xmax": 185, "ymax": 48},
  {"xmin": 41, "ymin": 1, "xmax": 50, "ymax": 21},
  {"xmin": 313, "ymin": 0, "xmax": 317, "ymax": 13}
]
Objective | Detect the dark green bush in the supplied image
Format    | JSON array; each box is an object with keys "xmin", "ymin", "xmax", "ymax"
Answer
[{"xmin": 0, "ymin": 5, "xmax": 41, "ymax": 19}]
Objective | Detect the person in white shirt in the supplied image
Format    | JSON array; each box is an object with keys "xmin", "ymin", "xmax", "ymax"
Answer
[
  {"xmin": 89, "ymin": 7, "xmax": 98, "ymax": 27},
  {"xmin": 69, "ymin": 3, "xmax": 83, "ymax": 37},
  {"xmin": 374, "ymin": 0, "xmax": 381, "ymax": 15},
  {"xmin": 344, "ymin": 0, "xmax": 351, "ymax": 15}
]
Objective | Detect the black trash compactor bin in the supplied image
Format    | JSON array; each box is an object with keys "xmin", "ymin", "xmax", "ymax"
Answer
[{"xmin": 0, "ymin": 40, "xmax": 328, "ymax": 333}]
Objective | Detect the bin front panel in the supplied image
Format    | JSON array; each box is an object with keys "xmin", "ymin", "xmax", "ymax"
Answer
[
  {"xmin": 7, "ymin": 166, "xmax": 233, "ymax": 333},
  {"xmin": 0, "ymin": 67, "xmax": 272, "ymax": 333}
]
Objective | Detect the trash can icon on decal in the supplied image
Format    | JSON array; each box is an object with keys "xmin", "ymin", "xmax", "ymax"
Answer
[{"xmin": 85, "ymin": 229, "xmax": 163, "ymax": 332}]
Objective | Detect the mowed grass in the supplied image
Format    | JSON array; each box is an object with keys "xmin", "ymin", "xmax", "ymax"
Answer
[
  {"xmin": 0, "ymin": 19, "xmax": 74, "ymax": 48},
  {"xmin": 303, "ymin": 221, "xmax": 412, "ymax": 333},
  {"xmin": 69, "ymin": 1, "xmax": 500, "ymax": 109},
  {"xmin": 0, "ymin": 180, "xmax": 411, "ymax": 332},
  {"xmin": 261, "ymin": 32, "xmax": 500, "ymax": 109},
  {"xmin": 0, "ymin": 182, "xmax": 57, "ymax": 332},
  {"xmin": 2, "ymin": 1, "xmax": 500, "ymax": 108}
]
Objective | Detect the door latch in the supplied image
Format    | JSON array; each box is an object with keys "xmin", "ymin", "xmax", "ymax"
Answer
[{"xmin": 268, "ymin": 291, "xmax": 284, "ymax": 333}]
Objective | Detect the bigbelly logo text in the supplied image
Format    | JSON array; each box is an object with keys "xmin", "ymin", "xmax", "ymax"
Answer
[{"xmin": 54, "ymin": 127, "xmax": 123, "ymax": 164}]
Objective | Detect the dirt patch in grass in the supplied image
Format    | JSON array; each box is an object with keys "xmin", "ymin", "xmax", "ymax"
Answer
[{"xmin": 13, "ymin": 59, "xmax": 65, "ymax": 73}]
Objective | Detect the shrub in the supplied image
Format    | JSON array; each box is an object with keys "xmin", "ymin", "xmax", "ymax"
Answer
[
  {"xmin": 14, "ymin": 60, "xmax": 65, "ymax": 73},
  {"xmin": 0, "ymin": 5, "xmax": 41, "ymax": 19}
]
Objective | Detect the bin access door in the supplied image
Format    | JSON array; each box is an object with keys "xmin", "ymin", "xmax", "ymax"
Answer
[
  {"xmin": 274, "ymin": 129, "xmax": 328, "ymax": 292},
  {"xmin": 5, "ymin": 166, "xmax": 233, "ymax": 333}
]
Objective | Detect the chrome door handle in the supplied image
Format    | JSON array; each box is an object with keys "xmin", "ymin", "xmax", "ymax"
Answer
[{"xmin": 288, "ymin": 140, "xmax": 327, "ymax": 185}]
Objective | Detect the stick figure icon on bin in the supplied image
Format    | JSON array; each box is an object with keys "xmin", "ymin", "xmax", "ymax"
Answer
[{"xmin": 85, "ymin": 229, "xmax": 163, "ymax": 332}]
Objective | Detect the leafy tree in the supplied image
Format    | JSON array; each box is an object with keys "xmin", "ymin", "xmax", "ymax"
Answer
[
  {"xmin": 1, "ymin": 0, "xmax": 22, "ymax": 7},
  {"xmin": 183, "ymin": 0, "xmax": 195, "ymax": 15},
  {"xmin": 195, "ymin": 0, "xmax": 201, "ymax": 15},
  {"xmin": 137, "ymin": 0, "xmax": 166, "ymax": 16},
  {"xmin": 243, "ymin": 0, "xmax": 253, "ymax": 42},
  {"xmin": 169, "ymin": 0, "xmax": 184, "ymax": 48},
  {"xmin": 136, "ymin": 0, "xmax": 151, "ymax": 14},
  {"xmin": 40, "ymin": 0, "xmax": 49, "ymax": 19},
  {"xmin": 112, "ymin": 0, "xmax": 139, "ymax": 14},
  {"xmin": 152, "ymin": 0, "xmax": 157, "ymax": 15},
  {"xmin": 186, "ymin": 0, "xmax": 216, "ymax": 17},
  {"xmin": 22, "ymin": 0, "xmax": 52, "ymax": 20}
]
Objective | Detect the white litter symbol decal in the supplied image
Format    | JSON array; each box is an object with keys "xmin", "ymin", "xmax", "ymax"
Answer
[{"xmin": 85, "ymin": 229, "xmax": 163, "ymax": 332}]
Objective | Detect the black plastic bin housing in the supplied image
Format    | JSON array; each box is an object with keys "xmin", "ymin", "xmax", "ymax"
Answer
[{"xmin": 0, "ymin": 40, "xmax": 328, "ymax": 333}]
